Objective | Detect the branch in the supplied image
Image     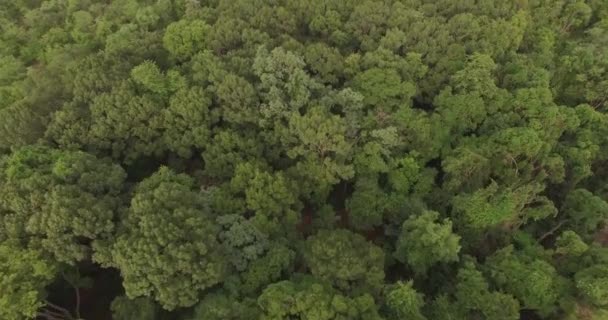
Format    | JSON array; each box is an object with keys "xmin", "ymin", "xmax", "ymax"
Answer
[
  {"xmin": 67, "ymin": 271, "xmax": 82, "ymax": 319},
  {"xmin": 60, "ymin": 270, "xmax": 82, "ymax": 319},
  {"xmin": 37, "ymin": 313, "xmax": 58, "ymax": 320},
  {"xmin": 74, "ymin": 287, "xmax": 81, "ymax": 319},
  {"xmin": 44, "ymin": 300, "xmax": 73, "ymax": 320},
  {"xmin": 38, "ymin": 309, "xmax": 66, "ymax": 320},
  {"xmin": 537, "ymin": 220, "xmax": 567, "ymax": 243},
  {"xmin": 506, "ymin": 153, "xmax": 519, "ymax": 176}
]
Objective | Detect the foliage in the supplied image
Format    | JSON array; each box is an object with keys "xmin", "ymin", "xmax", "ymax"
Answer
[
  {"xmin": 383, "ymin": 281, "xmax": 426, "ymax": 320},
  {"xmin": 429, "ymin": 260, "xmax": 520, "ymax": 320},
  {"xmin": 0, "ymin": 145, "xmax": 126, "ymax": 263},
  {"xmin": 189, "ymin": 292, "xmax": 259, "ymax": 320},
  {"xmin": 484, "ymin": 246, "xmax": 565, "ymax": 316},
  {"xmin": 304, "ymin": 229, "xmax": 385, "ymax": 295},
  {"xmin": 1, "ymin": 0, "xmax": 608, "ymax": 318},
  {"xmin": 100, "ymin": 167, "xmax": 227, "ymax": 310},
  {"xmin": 111, "ymin": 295, "xmax": 159, "ymax": 320},
  {"xmin": 0, "ymin": 244, "xmax": 58, "ymax": 320},
  {"xmin": 257, "ymin": 276, "xmax": 383, "ymax": 320},
  {"xmin": 394, "ymin": 211, "xmax": 461, "ymax": 274}
]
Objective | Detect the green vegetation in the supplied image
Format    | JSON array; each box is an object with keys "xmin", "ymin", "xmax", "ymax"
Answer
[{"xmin": 1, "ymin": 0, "xmax": 608, "ymax": 319}]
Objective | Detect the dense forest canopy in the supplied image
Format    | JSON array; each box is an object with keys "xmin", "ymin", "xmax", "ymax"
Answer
[{"xmin": 1, "ymin": 0, "xmax": 608, "ymax": 319}]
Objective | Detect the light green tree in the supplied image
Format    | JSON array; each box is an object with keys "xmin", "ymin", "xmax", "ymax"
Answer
[
  {"xmin": 0, "ymin": 243, "xmax": 60, "ymax": 320},
  {"xmin": 258, "ymin": 276, "xmax": 384, "ymax": 320},
  {"xmin": 384, "ymin": 281, "xmax": 426, "ymax": 320},
  {"xmin": 394, "ymin": 211, "xmax": 461, "ymax": 275}
]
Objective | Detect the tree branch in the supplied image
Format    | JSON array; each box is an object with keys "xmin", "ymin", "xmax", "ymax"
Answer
[
  {"xmin": 44, "ymin": 300, "xmax": 73, "ymax": 320},
  {"xmin": 537, "ymin": 220, "xmax": 567, "ymax": 243},
  {"xmin": 38, "ymin": 309, "xmax": 66, "ymax": 320}
]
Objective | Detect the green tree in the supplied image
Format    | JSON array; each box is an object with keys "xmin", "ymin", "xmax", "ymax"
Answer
[
  {"xmin": 163, "ymin": 19, "xmax": 210, "ymax": 60},
  {"xmin": 217, "ymin": 214, "xmax": 268, "ymax": 272},
  {"xmin": 188, "ymin": 292, "xmax": 259, "ymax": 320},
  {"xmin": 111, "ymin": 296, "xmax": 159, "ymax": 320},
  {"xmin": 575, "ymin": 265, "xmax": 608, "ymax": 307},
  {"xmin": 555, "ymin": 230, "xmax": 589, "ymax": 257},
  {"xmin": 452, "ymin": 182, "xmax": 556, "ymax": 231},
  {"xmin": 202, "ymin": 129, "xmax": 264, "ymax": 179},
  {"xmin": 304, "ymin": 229, "xmax": 385, "ymax": 294},
  {"xmin": 0, "ymin": 243, "xmax": 59, "ymax": 320},
  {"xmin": 484, "ymin": 246, "xmax": 565, "ymax": 316},
  {"xmin": 161, "ymin": 86, "xmax": 213, "ymax": 158},
  {"xmin": 346, "ymin": 175, "xmax": 390, "ymax": 230},
  {"xmin": 383, "ymin": 281, "xmax": 426, "ymax": 320},
  {"xmin": 240, "ymin": 242, "xmax": 295, "ymax": 295},
  {"xmin": 227, "ymin": 162, "xmax": 300, "ymax": 235},
  {"xmin": 257, "ymin": 276, "xmax": 383, "ymax": 320},
  {"xmin": 87, "ymin": 80, "xmax": 165, "ymax": 161},
  {"xmin": 351, "ymin": 68, "xmax": 416, "ymax": 110},
  {"xmin": 562, "ymin": 189, "xmax": 608, "ymax": 239},
  {"xmin": 285, "ymin": 105, "xmax": 354, "ymax": 196},
  {"xmin": 131, "ymin": 61, "xmax": 167, "ymax": 95},
  {"xmin": 394, "ymin": 211, "xmax": 461, "ymax": 275},
  {"xmin": 0, "ymin": 145, "xmax": 126, "ymax": 263},
  {"xmin": 429, "ymin": 260, "xmax": 520, "ymax": 320},
  {"xmin": 216, "ymin": 73, "xmax": 259, "ymax": 125},
  {"xmin": 100, "ymin": 167, "xmax": 227, "ymax": 310}
]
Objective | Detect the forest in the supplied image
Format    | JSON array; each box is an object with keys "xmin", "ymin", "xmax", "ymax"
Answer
[{"xmin": 1, "ymin": 0, "xmax": 608, "ymax": 319}]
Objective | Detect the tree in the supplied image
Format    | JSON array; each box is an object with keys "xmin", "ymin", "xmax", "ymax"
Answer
[
  {"xmin": 131, "ymin": 61, "xmax": 167, "ymax": 95},
  {"xmin": 555, "ymin": 230, "xmax": 589, "ymax": 257},
  {"xmin": 452, "ymin": 182, "xmax": 556, "ymax": 231},
  {"xmin": 202, "ymin": 129, "xmax": 264, "ymax": 179},
  {"xmin": 304, "ymin": 229, "xmax": 385, "ymax": 294},
  {"xmin": 110, "ymin": 296, "xmax": 160, "ymax": 320},
  {"xmin": 0, "ymin": 100, "xmax": 50, "ymax": 150},
  {"xmin": 188, "ymin": 292, "xmax": 259, "ymax": 320},
  {"xmin": 257, "ymin": 276, "xmax": 384, "ymax": 320},
  {"xmin": 163, "ymin": 19, "xmax": 210, "ymax": 60},
  {"xmin": 217, "ymin": 214, "xmax": 269, "ymax": 272},
  {"xmin": 575, "ymin": 265, "xmax": 608, "ymax": 307},
  {"xmin": 562, "ymin": 189, "xmax": 608, "ymax": 239},
  {"xmin": 227, "ymin": 162, "xmax": 300, "ymax": 236},
  {"xmin": 87, "ymin": 80, "xmax": 165, "ymax": 161},
  {"xmin": 239, "ymin": 242, "xmax": 295, "ymax": 295},
  {"xmin": 2, "ymin": 1, "xmax": 608, "ymax": 318},
  {"xmin": 394, "ymin": 211, "xmax": 461, "ymax": 275},
  {"xmin": 160, "ymin": 86, "xmax": 213, "ymax": 158},
  {"xmin": 351, "ymin": 68, "xmax": 416, "ymax": 110},
  {"xmin": 484, "ymin": 246, "xmax": 565, "ymax": 316},
  {"xmin": 216, "ymin": 73, "xmax": 259, "ymax": 125},
  {"xmin": 383, "ymin": 281, "xmax": 426, "ymax": 320},
  {"xmin": 429, "ymin": 260, "xmax": 520, "ymax": 320},
  {"xmin": 303, "ymin": 42, "xmax": 345, "ymax": 84},
  {"xmin": 0, "ymin": 243, "xmax": 59, "ymax": 320},
  {"xmin": 346, "ymin": 175, "xmax": 390, "ymax": 230},
  {"xmin": 0, "ymin": 145, "xmax": 126, "ymax": 263},
  {"xmin": 285, "ymin": 105, "xmax": 354, "ymax": 189},
  {"xmin": 100, "ymin": 167, "xmax": 228, "ymax": 310},
  {"xmin": 252, "ymin": 47, "xmax": 322, "ymax": 119}
]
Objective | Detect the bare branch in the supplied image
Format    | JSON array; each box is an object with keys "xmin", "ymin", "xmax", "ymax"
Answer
[{"xmin": 537, "ymin": 220, "xmax": 567, "ymax": 243}]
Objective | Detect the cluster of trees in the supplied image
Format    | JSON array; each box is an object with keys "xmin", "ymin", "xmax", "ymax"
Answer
[{"xmin": 1, "ymin": 0, "xmax": 608, "ymax": 319}]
